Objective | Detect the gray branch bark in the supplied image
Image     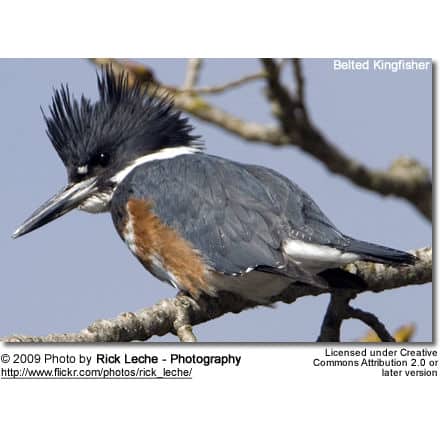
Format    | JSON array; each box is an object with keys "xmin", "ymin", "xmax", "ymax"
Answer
[{"xmin": 2, "ymin": 247, "xmax": 431, "ymax": 343}]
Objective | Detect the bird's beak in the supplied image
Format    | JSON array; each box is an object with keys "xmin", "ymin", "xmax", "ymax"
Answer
[{"xmin": 12, "ymin": 177, "xmax": 98, "ymax": 239}]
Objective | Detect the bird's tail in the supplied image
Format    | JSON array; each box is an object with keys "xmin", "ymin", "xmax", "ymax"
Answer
[
  {"xmin": 345, "ymin": 238, "xmax": 417, "ymax": 265},
  {"xmin": 317, "ymin": 238, "xmax": 417, "ymax": 290}
]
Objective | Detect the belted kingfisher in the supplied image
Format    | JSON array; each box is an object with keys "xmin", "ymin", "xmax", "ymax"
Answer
[{"xmin": 13, "ymin": 68, "xmax": 416, "ymax": 304}]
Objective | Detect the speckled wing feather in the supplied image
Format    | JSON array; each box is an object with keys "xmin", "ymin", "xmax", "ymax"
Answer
[{"xmin": 111, "ymin": 154, "xmax": 350, "ymax": 276}]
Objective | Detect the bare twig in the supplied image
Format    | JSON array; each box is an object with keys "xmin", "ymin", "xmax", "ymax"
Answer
[
  {"xmin": 90, "ymin": 58, "xmax": 431, "ymax": 221},
  {"xmin": 182, "ymin": 58, "xmax": 203, "ymax": 91},
  {"xmin": 360, "ymin": 324, "xmax": 415, "ymax": 342},
  {"xmin": 346, "ymin": 306, "xmax": 395, "ymax": 342},
  {"xmin": 2, "ymin": 247, "xmax": 431, "ymax": 343},
  {"xmin": 261, "ymin": 58, "xmax": 300, "ymax": 132},
  {"xmin": 191, "ymin": 72, "xmax": 266, "ymax": 94},
  {"xmin": 317, "ymin": 293, "xmax": 395, "ymax": 342},
  {"xmin": 292, "ymin": 59, "xmax": 305, "ymax": 103},
  {"xmin": 292, "ymin": 58, "xmax": 309, "ymax": 123}
]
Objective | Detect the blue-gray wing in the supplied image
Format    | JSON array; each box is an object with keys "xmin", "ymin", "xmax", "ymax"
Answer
[{"xmin": 111, "ymin": 154, "xmax": 349, "ymax": 275}]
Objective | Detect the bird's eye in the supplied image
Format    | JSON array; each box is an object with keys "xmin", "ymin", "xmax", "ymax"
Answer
[
  {"xmin": 92, "ymin": 151, "xmax": 110, "ymax": 167},
  {"xmin": 98, "ymin": 152, "xmax": 110, "ymax": 166}
]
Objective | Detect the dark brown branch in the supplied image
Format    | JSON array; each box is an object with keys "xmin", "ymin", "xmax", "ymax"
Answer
[
  {"xmin": 292, "ymin": 59, "xmax": 306, "ymax": 107},
  {"xmin": 2, "ymin": 247, "xmax": 431, "ymax": 343},
  {"xmin": 317, "ymin": 292, "xmax": 395, "ymax": 342},
  {"xmin": 317, "ymin": 292, "xmax": 353, "ymax": 342},
  {"xmin": 261, "ymin": 58, "xmax": 302, "ymax": 133},
  {"xmin": 360, "ymin": 323, "xmax": 415, "ymax": 342},
  {"xmin": 346, "ymin": 306, "xmax": 395, "ymax": 342}
]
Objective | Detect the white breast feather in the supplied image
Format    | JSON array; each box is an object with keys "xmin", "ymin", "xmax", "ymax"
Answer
[{"xmin": 123, "ymin": 212, "xmax": 138, "ymax": 255}]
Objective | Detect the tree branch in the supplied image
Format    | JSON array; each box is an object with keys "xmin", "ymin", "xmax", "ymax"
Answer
[
  {"xmin": 191, "ymin": 72, "xmax": 266, "ymax": 94},
  {"xmin": 182, "ymin": 58, "xmax": 203, "ymax": 91},
  {"xmin": 2, "ymin": 247, "xmax": 431, "ymax": 343},
  {"xmin": 317, "ymin": 292, "xmax": 353, "ymax": 342},
  {"xmin": 173, "ymin": 293, "xmax": 198, "ymax": 342},
  {"xmin": 90, "ymin": 58, "xmax": 431, "ymax": 221},
  {"xmin": 292, "ymin": 59, "xmax": 306, "ymax": 110},
  {"xmin": 317, "ymin": 292, "xmax": 395, "ymax": 342},
  {"xmin": 91, "ymin": 58, "xmax": 287, "ymax": 145},
  {"xmin": 260, "ymin": 58, "xmax": 432, "ymax": 221},
  {"xmin": 346, "ymin": 306, "xmax": 395, "ymax": 342},
  {"xmin": 360, "ymin": 324, "xmax": 415, "ymax": 342}
]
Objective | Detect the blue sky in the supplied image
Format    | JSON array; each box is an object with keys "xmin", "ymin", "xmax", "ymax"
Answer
[{"xmin": 0, "ymin": 59, "xmax": 432, "ymax": 341}]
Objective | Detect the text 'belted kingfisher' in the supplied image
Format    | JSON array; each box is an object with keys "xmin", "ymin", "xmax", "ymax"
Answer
[{"xmin": 13, "ymin": 68, "xmax": 416, "ymax": 304}]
